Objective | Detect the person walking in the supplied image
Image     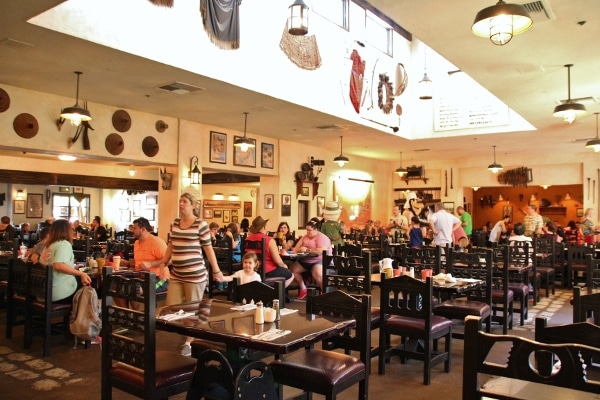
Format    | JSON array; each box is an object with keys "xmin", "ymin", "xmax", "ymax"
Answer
[
  {"xmin": 428, "ymin": 202, "xmax": 461, "ymax": 246},
  {"xmin": 456, "ymin": 206, "xmax": 472, "ymax": 240},
  {"xmin": 152, "ymin": 192, "xmax": 223, "ymax": 356},
  {"xmin": 523, "ymin": 204, "xmax": 543, "ymax": 237}
]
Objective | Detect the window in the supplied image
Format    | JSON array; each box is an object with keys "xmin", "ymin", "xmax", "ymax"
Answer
[
  {"xmin": 52, "ymin": 193, "xmax": 90, "ymax": 223},
  {"xmin": 312, "ymin": 0, "xmax": 349, "ymax": 30},
  {"xmin": 365, "ymin": 10, "xmax": 392, "ymax": 56}
]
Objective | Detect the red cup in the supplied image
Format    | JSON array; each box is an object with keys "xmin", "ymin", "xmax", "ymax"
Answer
[
  {"xmin": 393, "ymin": 269, "xmax": 401, "ymax": 277},
  {"xmin": 421, "ymin": 269, "xmax": 433, "ymax": 280}
]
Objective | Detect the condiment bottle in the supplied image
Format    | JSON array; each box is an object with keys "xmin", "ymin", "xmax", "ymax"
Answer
[
  {"xmin": 273, "ymin": 299, "xmax": 280, "ymax": 322},
  {"xmin": 409, "ymin": 267, "xmax": 415, "ymax": 278},
  {"xmin": 255, "ymin": 301, "xmax": 264, "ymax": 324}
]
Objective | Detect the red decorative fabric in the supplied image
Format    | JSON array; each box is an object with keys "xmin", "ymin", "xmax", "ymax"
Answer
[{"xmin": 349, "ymin": 50, "xmax": 365, "ymax": 113}]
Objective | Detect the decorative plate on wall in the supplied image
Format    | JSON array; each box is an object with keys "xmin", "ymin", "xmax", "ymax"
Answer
[
  {"xmin": 105, "ymin": 133, "xmax": 125, "ymax": 155},
  {"xmin": 142, "ymin": 136, "xmax": 159, "ymax": 157},
  {"xmin": 13, "ymin": 113, "xmax": 38, "ymax": 138},
  {"xmin": 112, "ymin": 109, "xmax": 131, "ymax": 132},
  {"xmin": 0, "ymin": 87, "xmax": 10, "ymax": 113}
]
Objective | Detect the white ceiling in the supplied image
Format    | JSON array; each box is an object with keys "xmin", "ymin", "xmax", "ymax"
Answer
[{"xmin": 1, "ymin": 0, "xmax": 599, "ymax": 167}]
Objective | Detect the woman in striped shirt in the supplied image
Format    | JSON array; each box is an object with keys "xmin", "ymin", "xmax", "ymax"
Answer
[{"xmin": 153, "ymin": 192, "xmax": 223, "ymax": 355}]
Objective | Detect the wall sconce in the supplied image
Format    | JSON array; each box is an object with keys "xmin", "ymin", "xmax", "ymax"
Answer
[
  {"xmin": 472, "ymin": 186, "xmax": 480, "ymax": 191},
  {"xmin": 128, "ymin": 166, "xmax": 137, "ymax": 176},
  {"xmin": 60, "ymin": 71, "xmax": 92, "ymax": 126},
  {"xmin": 541, "ymin": 185, "xmax": 550, "ymax": 189},
  {"xmin": 229, "ymin": 194, "xmax": 239, "ymax": 201},
  {"xmin": 498, "ymin": 194, "xmax": 504, "ymax": 202},
  {"xmin": 530, "ymin": 193, "xmax": 537, "ymax": 202},
  {"xmin": 16, "ymin": 190, "xmax": 24, "ymax": 200},
  {"xmin": 213, "ymin": 193, "xmax": 224, "ymax": 200},
  {"xmin": 189, "ymin": 156, "xmax": 201, "ymax": 184},
  {"xmin": 288, "ymin": 0, "xmax": 309, "ymax": 36}
]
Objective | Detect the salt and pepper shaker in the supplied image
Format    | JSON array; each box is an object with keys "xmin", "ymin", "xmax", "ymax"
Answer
[
  {"xmin": 273, "ymin": 299, "xmax": 280, "ymax": 322},
  {"xmin": 255, "ymin": 301, "xmax": 264, "ymax": 324},
  {"xmin": 409, "ymin": 267, "xmax": 415, "ymax": 278}
]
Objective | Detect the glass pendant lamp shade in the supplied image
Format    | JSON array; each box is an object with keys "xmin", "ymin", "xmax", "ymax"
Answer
[
  {"xmin": 234, "ymin": 112, "xmax": 256, "ymax": 152},
  {"xmin": 472, "ymin": 0, "xmax": 533, "ymax": 45},
  {"xmin": 288, "ymin": 0, "xmax": 309, "ymax": 36},
  {"xmin": 60, "ymin": 71, "xmax": 92, "ymax": 126}
]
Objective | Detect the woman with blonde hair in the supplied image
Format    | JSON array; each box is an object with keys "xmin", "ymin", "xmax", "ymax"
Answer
[
  {"xmin": 581, "ymin": 208, "xmax": 600, "ymax": 244},
  {"xmin": 152, "ymin": 192, "xmax": 223, "ymax": 355}
]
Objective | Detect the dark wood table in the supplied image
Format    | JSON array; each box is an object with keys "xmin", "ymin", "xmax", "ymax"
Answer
[
  {"xmin": 279, "ymin": 252, "xmax": 311, "ymax": 262},
  {"xmin": 156, "ymin": 298, "xmax": 355, "ymax": 358}
]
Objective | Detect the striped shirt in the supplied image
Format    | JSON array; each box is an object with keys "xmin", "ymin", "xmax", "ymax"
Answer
[{"xmin": 169, "ymin": 217, "xmax": 212, "ymax": 284}]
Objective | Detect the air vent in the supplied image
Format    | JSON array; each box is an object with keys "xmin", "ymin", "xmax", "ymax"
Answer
[
  {"xmin": 520, "ymin": 0, "xmax": 555, "ymax": 23},
  {"xmin": 314, "ymin": 124, "xmax": 344, "ymax": 130},
  {"xmin": 556, "ymin": 96, "xmax": 599, "ymax": 106},
  {"xmin": 157, "ymin": 81, "xmax": 205, "ymax": 95},
  {"xmin": 0, "ymin": 38, "xmax": 34, "ymax": 49}
]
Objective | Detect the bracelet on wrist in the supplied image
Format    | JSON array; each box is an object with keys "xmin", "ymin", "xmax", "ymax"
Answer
[{"xmin": 213, "ymin": 270, "xmax": 221, "ymax": 274}]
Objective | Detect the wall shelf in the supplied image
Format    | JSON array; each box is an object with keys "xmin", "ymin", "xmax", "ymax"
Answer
[
  {"xmin": 539, "ymin": 206, "xmax": 567, "ymax": 216},
  {"xmin": 295, "ymin": 180, "xmax": 321, "ymax": 199}
]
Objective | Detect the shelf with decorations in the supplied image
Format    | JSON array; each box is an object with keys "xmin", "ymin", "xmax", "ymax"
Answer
[{"xmin": 295, "ymin": 180, "xmax": 321, "ymax": 199}]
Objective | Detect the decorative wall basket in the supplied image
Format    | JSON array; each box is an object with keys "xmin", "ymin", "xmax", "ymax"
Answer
[{"xmin": 497, "ymin": 167, "xmax": 533, "ymax": 187}]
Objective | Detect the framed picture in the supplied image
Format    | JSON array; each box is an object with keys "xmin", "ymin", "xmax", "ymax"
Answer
[
  {"xmin": 223, "ymin": 209, "xmax": 231, "ymax": 223},
  {"xmin": 14, "ymin": 199, "xmax": 25, "ymax": 214},
  {"xmin": 316, "ymin": 196, "xmax": 325, "ymax": 217},
  {"xmin": 281, "ymin": 194, "xmax": 291, "ymax": 217},
  {"xmin": 233, "ymin": 136, "xmax": 256, "ymax": 167},
  {"xmin": 232, "ymin": 216, "xmax": 239, "ymax": 223},
  {"xmin": 577, "ymin": 208, "xmax": 584, "ymax": 217},
  {"xmin": 204, "ymin": 209, "xmax": 213, "ymax": 219},
  {"xmin": 502, "ymin": 205, "xmax": 513, "ymax": 222},
  {"xmin": 214, "ymin": 209, "xmax": 223, "ymax": 218},
  {"xmin": 210, "ymin": 131, "xmax": 227, "ymax": 164},
  {"xmin": 132, "ymin": 200, "xmax": 141, "ymax": 217},
  {"xmin": 301, "ymin": 186, "xmax": 309, "ymax": 196},
  {"xmin": 143, "ymin": 209, "xmax": 155, "ymax": 221},
  {"xmin": 231, "ymin": 209, "xmax": 238, "ymax": 216},
  {"xmin": 244, "ymin": 202, "xmax": 252, "ymax": 217},
  {"xmin": 442, "ymin": 202, "xmax": 455, "ymax": 213},
  {"xmin": 26, "ymin": 193, "xmax": 43, "ymax": 218},
  {"xmin": 120, "ymin": 210, "xmax": 130, "ymax": 222},
  {"xmin": 265, "ymin": 194, "xmax": 274, "ymax": 209},
  {"xmin": 73, "ymin": 187, "xmax": 84, "ymax": 194},
  {"xmin": 146, "ymin": 195, "xmax": 157, "ymax": 205},
  {"xmin": 261, "ymin": 142, "xmax": 274, "ymax": 169}
]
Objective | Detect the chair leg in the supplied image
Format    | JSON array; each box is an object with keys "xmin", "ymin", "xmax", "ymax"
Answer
[
  {"xmin": 44, "ymin": 315, "xmax": 52, "ymax": 357},
  {"xmin": 444, "ymin": 330, "xmax": 452, "ymax": 373},
  {"xmin": 423, "ymin": 339, "xmax": 431, "ymax": 385}
]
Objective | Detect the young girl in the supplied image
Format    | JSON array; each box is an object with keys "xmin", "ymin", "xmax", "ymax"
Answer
[
  {"xmin": 221, "ymin": 252, "xmax": 261, "ymax": 285},
  {"xmin": 409, "ymin": 216, "xmax": 426, "ymax": 248}
]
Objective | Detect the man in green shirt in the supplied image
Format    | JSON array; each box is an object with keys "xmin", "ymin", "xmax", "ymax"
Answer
[{"xmin": 457, "ymin": 206, "xmax": 472, "ymax": 238}]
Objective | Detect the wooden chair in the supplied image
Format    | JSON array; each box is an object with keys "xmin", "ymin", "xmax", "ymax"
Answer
[
  {"xmin": 533, "ymin": 236, "xmax": 556, "ymax": 297},
  {"xmin": 270, "ymin": 289, "xmax": 371, "ymax": 400},
  {"xmin": 243, "ymin": 237, "xmax": 286, "ymax": 287},
  {"xmin": 496, "ymin": 243, "xmax": 529, "ymax": 326},
  {"xmin": 186, "ymin": 349, "xmax": 235, "ymax": 400},
  {"xmin": 25, "ymin": 262, "xmax": 73, "ymax": 357},
  {"xmin": 585, "ymin": 253, "xmax": 600, "ymax": 292},
  {"xmin": 335, "ymin": 242, "xmax": 363, "ymax": 257},
  {"xmin": 573, "ymin": 286, "xmax": 600, "ymax": 324},
  {"xmin": 566, "ymin": 243, "xmax": 595, "ymax": 288},
  {"xmin": 378, "ymin": 274, "xmax": 452, "ymax": 385},
  {"xmin": 101, "ymin": 268, "xmax": 196, "ymax": 400},
  {"xmin": 463, "ymin": 315, "xmax": 600, "ymax": 400},
  {"xmin": 401, "ymin": 245, "xmax": 443, "ymax": 276},
  {"xmin": 433, "ymin": 249, "xmax": 493, "ymax": 338},
  {"xmin": 206, "ymin": 236, "xmax": 235, "ymax": 299},
  {"xmin": 234, "ymin": 361, "xmax": 278, "ymax": 400},
  {"xmin": 5, "ymin": 258, "xmax": 28, "ymax": 339}
]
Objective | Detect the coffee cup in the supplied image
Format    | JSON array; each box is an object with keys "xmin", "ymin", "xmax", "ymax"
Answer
[{"xmin": 113, "ymin": 256, "xmax": 121, "ymax": 270}]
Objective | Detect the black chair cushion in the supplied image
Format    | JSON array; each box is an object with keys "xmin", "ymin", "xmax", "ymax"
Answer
[
  {"xmin": 507, "ymin": 283, "xmax": 528, "ymax": 300},
  {"xmin": 110, "ymin": 350, "xmax": 196, "ymax": 389},
  {"xmin": 385, "ymin": 314, "xmax": 452, "ymax": 334},
  {"xmin": 270, "ymin": 349, "xmax": 365, "ymax": 393},
  {"xmin": 434, "ymin": 299, "xmax": 491, "ymax": 318},
  {"xmin": 492, "ymin": 288, "xmax": 514, "ymax": 303}
]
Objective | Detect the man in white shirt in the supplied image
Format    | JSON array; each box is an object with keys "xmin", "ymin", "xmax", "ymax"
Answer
[{"xmin": 428, "ymin": 202, "xmax": 461, "ymax": 246}]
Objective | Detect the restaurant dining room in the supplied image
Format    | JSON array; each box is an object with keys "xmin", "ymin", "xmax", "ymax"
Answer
[{"xmin": 1, "ymin": 0, "xmax": 600, "ymax": 399}]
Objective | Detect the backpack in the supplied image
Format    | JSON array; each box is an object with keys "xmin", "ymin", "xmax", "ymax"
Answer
[{"xmin": 70, "ymin": 286, "xmax": 101, "ymax": 343}]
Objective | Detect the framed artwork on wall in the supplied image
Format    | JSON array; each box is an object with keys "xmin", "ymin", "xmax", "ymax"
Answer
[
  {"xmin": 14, "ymin": 200, "xmax": 25, "ymax": 214},
  {"xmin": 26, "ymin": 193, "xmax": 43, "ymax": 218},
  {"xmin": 223, "ymin": 209, "xmax": 231, "ymax": 223},
  {"xmin": 210, "ymin": 131, "xmax": 227, "ymax": 164},
  {"xmin": 132, "ymin": 200, "xmax": 141, "ymax": 217},
  {"xmin": 214, "ymin": 210, "xmax": 223, "ymax": 218},
  {"xmin": 301, "ymin": 186, "xmax": 309, "ymax": 196},
  {"xmin": 443, "ymin": 202, "xmax": 455, "ymax": 213},
  {"xmin": 281, "ymin": 194, "xmax": 291, "ymax": 217},
  {"xmin": 265, "ymin": 194, "xmax": 274, "ymax": 209},
  {"xmin": 233, "ymin": 136, "xmax": 256, "ymax": 167},
  {"xmin": 143, "ymin": 209, "xmax": 155, "ymax": 221},
  {"xmin": 244, "ymin": 202, "xmax": 252, "ymax": 217},
  {"xmin": 73, "ymin": 187, "xmax": 84, "ymax": 194},
  {"xmin": 502, "ymin": 205, "xmax": 513, "ymax": 222},
  {"xmin": 232, "ymin": 216, "xmax": 239, "ymax": 223},
  {"xmin": 204, "ymin": 209, "xmax": 213, "ymax": 219},
  {"xmin": 577, "ymin": 208, "xmax": 584, "ymax": 217},
  {"xmin": 146, "ymin": 195, "xmax": 157, "ymax": 205},
  {"xmin": 261, "ymin": 143, "xmax": 274, "ymax": 169}
]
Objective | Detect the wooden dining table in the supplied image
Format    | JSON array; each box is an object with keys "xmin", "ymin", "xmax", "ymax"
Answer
[{"xmin": 155, "ymin": 298, "xmax": 355, "ymax": 360}]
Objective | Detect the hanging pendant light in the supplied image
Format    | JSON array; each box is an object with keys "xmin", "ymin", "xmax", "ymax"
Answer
[
  {"xmin": 288, "ymin": 0, "xmax": 309, "ymax": 36},
  {"xmin": 333, "ymin": 136, "xmax": 349, "ymax": 167},
  {"xmin": 60, "ymin": 71, "xmax": 92, "ymax": 126},
  {"xmin": 395, "ymin": 152, "xmax": 407, "ymax": 176},
  {"xmin": 419, "ymin": 48, "xmax": 432, "ymax": 100},
  {"xmin": 472, "ymin": 0, "xmax": 533, "ymax": 46},
  {"xmin": 233, "ymin": 112, "xmax": 255, "ymax": 152},
  {"xmin": 487, "ymin": 145, "xmax": 503, "ymax": 173},
  {"xmin": 553, "ymin": 64, "xmax": 587, "ymax": 124},
  {"xmin": 586, "ymin": 113, "xmax": 600, "ymax": 152}
]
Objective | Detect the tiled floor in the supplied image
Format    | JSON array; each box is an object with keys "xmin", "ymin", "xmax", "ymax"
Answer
[{"xmin": 0, "ymin": 286, "xmax": 574, "ymax": 400}]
